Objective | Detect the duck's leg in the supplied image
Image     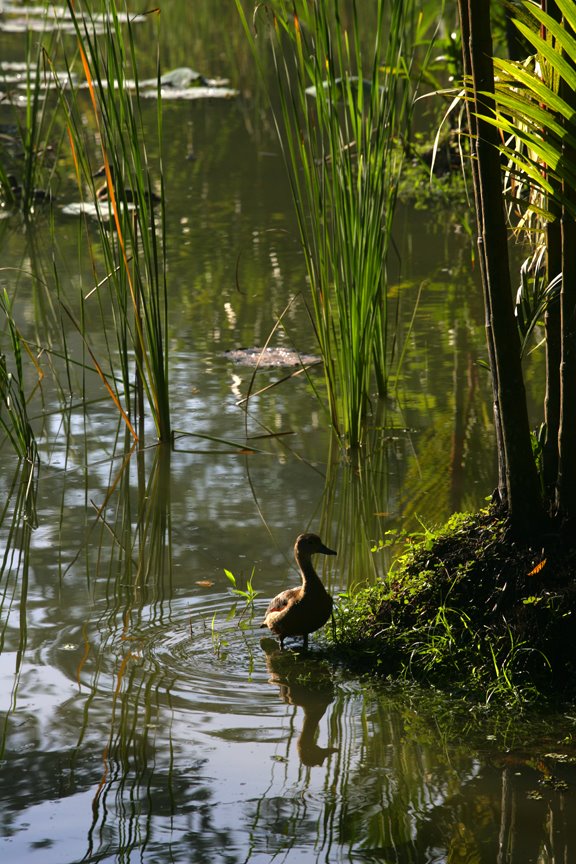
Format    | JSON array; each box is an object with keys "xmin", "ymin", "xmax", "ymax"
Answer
[
  {"xmin": 279, "ymin": 635, "xmax": 285, "ymax": 651},
  {"xmin": 302, "ymin": 633, "xmax": 309, "ymax": 650}
]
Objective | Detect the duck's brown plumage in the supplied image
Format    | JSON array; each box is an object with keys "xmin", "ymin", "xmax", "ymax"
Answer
[
  {"xmin": 92, "ymin": 164, "xmax": 161, "ymax": 205},
  {"xmin": 260, "ymin": 533, "xmax": 336, "ymax": 649}
]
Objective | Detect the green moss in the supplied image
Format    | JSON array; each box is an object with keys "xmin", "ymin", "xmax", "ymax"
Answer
[{"xmin": 329, "ymin": 507, "xmax": 576, "ymax": 707}]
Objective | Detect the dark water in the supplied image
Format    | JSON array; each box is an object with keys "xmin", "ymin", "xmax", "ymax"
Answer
[{"xmin": 1, "ymin": 3, "xmax": 568, "ymax": 863}]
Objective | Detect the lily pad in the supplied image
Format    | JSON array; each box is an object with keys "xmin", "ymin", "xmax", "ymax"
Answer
[
  {"xmin": 61, "ymin": 200, "xmax": 135, "ymax": 220},
  {"xmin": 143, "ymin": 85, "xmax": 239, "ymax": 101},
  {"xmin": 0, "ymin": 4, "xmax": 147, "ymax": 34}
]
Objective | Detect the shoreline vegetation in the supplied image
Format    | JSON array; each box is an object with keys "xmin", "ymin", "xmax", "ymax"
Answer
[{"xmin": 329, "ymin": 508, "xmax": 576, "ymax": 707}]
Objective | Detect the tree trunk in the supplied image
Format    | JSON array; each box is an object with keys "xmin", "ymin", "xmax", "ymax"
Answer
[
  {"xmin": 458, "ymin": 0, "xmax": 506, "ymax": 503},
  {"xmin": 542, "ymin": 0, "xmax": 562, "ymax": 502},
  {"xmin": 458, "ymin": 0, "xmax": 543, "ymax": 533},
  {"xmin": 543, "ymin": 252, "xmax": 561, "ymax": 497},
  {"xmin": 556, "ymin": 31, "xmax": 576, "ymax": 524},
  {"xmin": 557, "ymin": 216, "xmax": 576, "ymax": 520}
]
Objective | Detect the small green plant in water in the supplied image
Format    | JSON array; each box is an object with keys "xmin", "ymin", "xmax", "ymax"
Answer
[
  {"xmin": 224, "ymin": 567, "xmax": 260, "ymax": 607},
  {"xmin": 209, "ymin": 569, "xmax": 261, "ymax": 660},
  {"xmin": 210, "ymin": 612, "xmax": 229, "ymax": 661}
]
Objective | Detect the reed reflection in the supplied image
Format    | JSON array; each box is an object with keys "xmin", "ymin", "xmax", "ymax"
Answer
[
  {"xmin": 0, "ymin": 457, "xmax": 39, "ymax": 759},
  {"xmin": 320, "ymin": 429, "xmax": 402, "ymax": 596},
  {"xmin": 74, "ymin": 439, "xmax": 185, "ymax": 863}
]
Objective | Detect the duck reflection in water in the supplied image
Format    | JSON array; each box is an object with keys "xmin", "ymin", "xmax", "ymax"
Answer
[
  {"xmin": 260, "ymin": 533, "xmax": 336, "ymax": 650},
  {"xmin": 261, "ymin": 637, "xmax": 338, "ymax": 767}
]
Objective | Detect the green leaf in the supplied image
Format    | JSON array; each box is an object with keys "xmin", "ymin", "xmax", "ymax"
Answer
[
  {"xmin": 493, "ymin": 57, "xmax": 574, "ymax": 123},
  {"xmin": 224, "ymin": 568, "xmax": 237, "ymax": 588},
  {"xmin": 522, "ymin": 1, "xmax": 576, "ymax": 69},
  {"xmin": 514, "ymin": 20, "xmax": 576, "ymax": 90}
]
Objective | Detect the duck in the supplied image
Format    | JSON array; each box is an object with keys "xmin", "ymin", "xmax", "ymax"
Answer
[
  {"xmin": 92, "ymin": 164, "xmax": 161, "ymax": 206},
  {"xmin": 260, "ymin": 533, "xmax": 336, "ymax": 649}
]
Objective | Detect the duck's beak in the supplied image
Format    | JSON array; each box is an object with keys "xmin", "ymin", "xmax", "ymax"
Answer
[{"xmin": 320, "ymin": 543, "xmax": 337, "ymax": 556}]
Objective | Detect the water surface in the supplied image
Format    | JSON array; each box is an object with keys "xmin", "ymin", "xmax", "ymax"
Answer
[{"xmin": 1, "ymin": 3, "xmax": 567, "ymax": 863}]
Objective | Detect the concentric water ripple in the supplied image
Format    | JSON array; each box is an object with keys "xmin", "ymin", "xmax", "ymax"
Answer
[{"xmin": 43, "ymin": 590, "xmax": 336, "ymax": 724}]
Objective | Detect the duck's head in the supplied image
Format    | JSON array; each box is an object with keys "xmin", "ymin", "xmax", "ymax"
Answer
[{"xmin": 294, "ymin": 533, "xmax": 337, "ymax": 557}]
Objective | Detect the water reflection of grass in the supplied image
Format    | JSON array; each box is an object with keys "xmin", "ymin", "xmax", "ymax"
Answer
[{"xmin": 0, "ymin": 458, "xmax": 37, "ymax": 759}]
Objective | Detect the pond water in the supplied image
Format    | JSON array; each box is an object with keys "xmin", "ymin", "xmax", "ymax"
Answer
[{"xmin": 1, "ymin": 2, "xmax": 573, "ymax": 863}]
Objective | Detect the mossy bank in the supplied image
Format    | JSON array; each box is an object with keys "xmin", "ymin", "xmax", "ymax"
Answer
[{"xmin": 330, "ymin": 509, "xmax": 576, "ymax": 706}]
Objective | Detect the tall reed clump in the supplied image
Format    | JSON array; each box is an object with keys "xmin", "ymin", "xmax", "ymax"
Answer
[
  {"xmin": 57, "ymin": 1, "xmax": 170, "ymax": 444},
  {"xmin": 237, "ymin": 0, "xmax": 415, "ymax": 449}
]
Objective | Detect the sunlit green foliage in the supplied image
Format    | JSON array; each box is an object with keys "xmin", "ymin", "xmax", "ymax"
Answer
[
  {"xmin": 330, "ymin": 510, "xmax": 561, "ymax": 706},
  {"xmin": 224, "ymin": 566, "xmax": 260, "ymax": 606},
  {"xmin": 489, "ymin": 0, "xmax": 576, "ymax": 222}
]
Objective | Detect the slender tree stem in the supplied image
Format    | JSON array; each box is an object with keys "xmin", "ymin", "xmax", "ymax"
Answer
[
  {"xmin": 556, "ymin": 20, "xmax": 576, "ymax": 522},
  {"xmin": 458, "ymin": 0, "xmax": 543, "ymax": 532}
]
